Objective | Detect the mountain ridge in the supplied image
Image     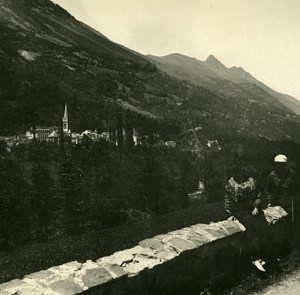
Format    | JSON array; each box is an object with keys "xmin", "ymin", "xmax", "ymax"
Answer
[{"xmin": 147, "ymin": 53, "xmax": 300, "ymax": 115}]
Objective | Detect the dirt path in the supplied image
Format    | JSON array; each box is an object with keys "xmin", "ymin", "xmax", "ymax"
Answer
[{"xmin": 252, "ymin": 269, "xmax": 300, "ymax": 295}]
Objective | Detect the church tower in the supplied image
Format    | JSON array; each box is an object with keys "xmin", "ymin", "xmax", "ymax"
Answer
[{"xmin": 62, "ymin": 103, "xmax": 69, "ymax": 132}]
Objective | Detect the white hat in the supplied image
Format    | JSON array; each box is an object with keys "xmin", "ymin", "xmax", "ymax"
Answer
[{"xmin": 274, "ymin": 154, "xmax": 287, "ymax": 163}]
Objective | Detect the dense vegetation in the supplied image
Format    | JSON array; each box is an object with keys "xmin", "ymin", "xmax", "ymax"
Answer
[
  {"xmin": 0, "ymin": 140, "xmax": 201, "ymax": 250},
  {"xmin": 1, "ymin": 133, "xmax": 299, "ymax": 252}
]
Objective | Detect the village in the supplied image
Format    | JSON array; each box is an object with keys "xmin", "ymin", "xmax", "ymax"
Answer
[{"xmin": 0, "ymin": 103, "xmax": 181, "ymax": 151}]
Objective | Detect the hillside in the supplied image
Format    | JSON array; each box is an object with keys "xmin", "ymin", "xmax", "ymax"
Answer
[
  {"xmin": 148, "ymin": 53, "xmax": 300, "ymax": 115},
  {"xmin": 0, "ymin": 0, "xmax": 300, "ymax": 142}
]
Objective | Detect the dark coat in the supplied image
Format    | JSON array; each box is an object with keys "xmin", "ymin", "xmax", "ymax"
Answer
[{"xmin": 265, "ymin": 168, "xmax": 298, "ymax": 221}]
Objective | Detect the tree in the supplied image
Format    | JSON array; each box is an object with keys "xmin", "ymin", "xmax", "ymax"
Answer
[
  {"xmin": 179, "ymin": 155, "xmax": 195, "ymax": 207},
  {"xmin": 30, "ymin": 164, "xmax": 54, "ymax": 230},
  {"xmin": 0, "ymin": 157, "xmax": 30, "ymax": 250},
  {"xmin": 203, "ymin": 160, "xmax": 223, "ymax": 203},
  {"xmin": 56, "ymin": 156, "xmax": 83, "ymax": 234},
  {"xmin": 141, "ymin": 151, "xmax": 162, "ymax": 214},
  {"xmin": 125, "ymin": 110, "xmax": 134, "ymax": 148},
  {"xmin": 22, "ymin": 104, "xmax": 40, "ymax": 140},
  {"xmin": 108, "ymin": 119, "xmax": 116, "ymax": 145},
  {"xmin": 116, "ymin": 113, "xmax": 124, "ymax": 148}
]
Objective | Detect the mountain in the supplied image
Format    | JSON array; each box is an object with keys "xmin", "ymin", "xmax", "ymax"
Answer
[
  {"xmin": 147, "ymin": 53, "xmax": 300, "ymax": 115},
  {"xmin": 1, "ymin": 0, "xmax": 300, "ymax": 143},
  {"xmin": 0, "ymin": 0, "xmax": 163, "ymax": 130}
]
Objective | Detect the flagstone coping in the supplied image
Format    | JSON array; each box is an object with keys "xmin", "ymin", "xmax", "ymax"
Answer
[{"xmin": 0, "ymin": 207, "xmax": 286, "ymax": 295}]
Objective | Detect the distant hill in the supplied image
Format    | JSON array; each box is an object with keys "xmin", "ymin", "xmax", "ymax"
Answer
[
  {"xmin": 1, "ymin": 0, "xmax": 300, "ymax": 143},
  {"xmin": 148, "ymin": 53, "xmax": 300, "ymax": 115}
]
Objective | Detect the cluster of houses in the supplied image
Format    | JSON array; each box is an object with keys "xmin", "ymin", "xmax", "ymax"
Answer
[
  {"xmin": 0, "ymin": 105, "xmax": 226, "ymax": 163},
  {"xmin": 0, "ymin": 104, "xmax": 113, "ymax": 149},
  {"xmin": 0, "ymin": 104, "xmax": 177, "ymax": 149},
  {"xmin": 24, "ymin": 103, "xmax": 111, "ymax": 145},
  {"xmin": 24, "ymin": 103, "xmax": 141, "ymax": 145},
  {"xmin": 26, "ymin": 127, "xmax": 110, "ymax": 145},
  {"xmin": 23, "ymin": 104, "xmax": 180, "ymax": 148}
]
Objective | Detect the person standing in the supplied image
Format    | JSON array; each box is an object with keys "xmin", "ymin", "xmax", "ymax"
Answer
[
  {"xmin": 265, "ymin": 154, "xmax": 299, "ymax": 250},
  {"xmin": 225, "ymin": 165, "xmax": 267, "ymax": 272},
  {"xmin": 265, "ymin": 155, "xmax": 298, "ymax": 219}
]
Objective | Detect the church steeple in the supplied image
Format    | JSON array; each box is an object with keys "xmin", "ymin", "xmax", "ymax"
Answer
[{"xmin": 62, "ymin": 103, "xmax": 69, "ymax": 132}]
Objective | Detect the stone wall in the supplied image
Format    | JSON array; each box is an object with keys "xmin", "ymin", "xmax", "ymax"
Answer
[{"xmin": 0, "ymin": 207, "xmax": 287, "ymax": 295}]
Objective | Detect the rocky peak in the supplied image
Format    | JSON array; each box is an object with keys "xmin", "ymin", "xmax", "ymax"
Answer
[{"xmin": 205, "ymin": 54, "xmax": 227, "ymax": 69}]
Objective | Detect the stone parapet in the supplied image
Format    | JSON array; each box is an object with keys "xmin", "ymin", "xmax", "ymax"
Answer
[{"xmin": 0, "ymin": 207, "xmax": 287, "ymax": 295}]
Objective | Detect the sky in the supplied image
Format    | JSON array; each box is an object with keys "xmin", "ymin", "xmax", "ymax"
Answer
[{"xmin": 52, "ymin": 0, "xmax": 300, "ymax": 99}]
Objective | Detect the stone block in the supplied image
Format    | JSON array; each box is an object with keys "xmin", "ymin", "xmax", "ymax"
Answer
[
  {"xmin": 166, "ymin": 237, "xmax": 196, "ymax": 253},
  {"xmin": 98, "ymin": 248, "xmax": 137, "ymax": 266},
  {"xmin": 82, "ymin": 267, "xmax": 113, "ymax": 288},
  {"xmin": 98, "ymin": 262, "xmax": 128, "ymax": 279},
  {"xmin": 139, "ymin": 237, "xmax": 165, "ymax": 251},
  {"xmin": 17, "ymin": 287, "xmax": 44, "ymax": 295},
  {"xmin": 188, "ymin": 234, "xmax": 210, "ymax": 247},
  {"xmin": 107, "ymin": 263, "xmax": 128, "ymax": 277},
  {"xmin": 24, "ymin": 269, "xmax": 55, "ymax": 281},
  {"xmin": 204, "ymin": 228, "xmax": 228, "ymax": 239},
  {"xmin": 155, "ymin": 249, "xmax": 179, "ymax": 261},
  {"xmin": 222, "ymin": 220, "xmax": 245, "ymax": 235},
  {"xmin": 189, "ymin": 226, "xmax": 217, "ymax": 241},
  {"xmin": 0, "ymin": 279, "xmax": 27, "ymax": 291},
  {"xmin": 49, "ymin": 279, "xmax": 83, "ymax": 295},
  {"xmin": 49, "ymin": 261, "xmax": 82, "ymax": 274}
]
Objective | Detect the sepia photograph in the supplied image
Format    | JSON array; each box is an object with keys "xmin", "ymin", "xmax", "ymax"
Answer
[{"xmin": 0, "ymin": 0, "xmax": 299, "ymax": 294}]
